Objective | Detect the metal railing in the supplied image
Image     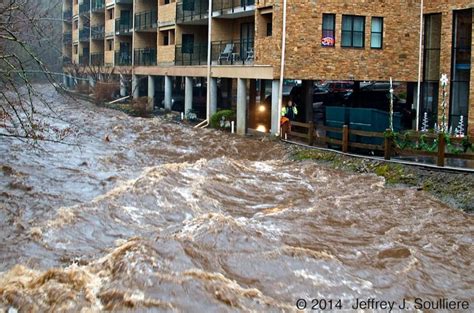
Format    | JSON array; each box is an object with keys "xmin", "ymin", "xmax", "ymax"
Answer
[
  {"xmin": 63, "ymin": 10, "xmax": 72, "ymax": 21},
  {"xmin": 115, "ymin": 18, "xmax": 133, "ymax": 35},
  {"xmin": 211, "ymin": 39, "xmax": 254, "ymax": 65},
  {"xmin": 92, "ymin": 0, "xmax": 105, "ymax": 12},
  {"xmin": 115, "ymin": 50, "xmax": 132, "ymax": 66},
  {"xmin": 91, "ymin": 53, "xmax": 104, "ymax": 66},
  {"xmin": 79, "ymin": 2, "xmax": 90, "ymax": 15},
  {"xmin": 135, "ymin": 10, "xmax": 157, "ymax": 31},
  {"xmin": 91, "ymin": 25, "xmax": 105, "ymax": 40},
  {"xmin": 79, "ymin": 54, "xmax": 90, "ymax": 66},
  {"xmin": 63, "ymin": 32, "xmax": 72, "ymax": 44},
  {"xmin": 134, "ymin": 48, "xmax": 157, "ymax": 66},
  {"xmin": 212, "ymin": 0, "xmax": 255, "ymax": 14},
  {"xmin": 175, "ymin": 43, "xmax": 208, "ymax": 65},
  {"xmin": 79, "ymin": 28, "xmax": 90, "ymax": 42},
  {"xmin": 176, "ymin": 0, "xmax": 209, "ymax": 23}
]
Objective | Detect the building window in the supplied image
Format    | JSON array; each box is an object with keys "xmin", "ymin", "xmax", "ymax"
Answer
[
  {"xmin": 74, "ymin": 45, "xmax": 78, "ymax": 54},
  {"xmin": 108, "ymin": 8, "xmax": 114, "ymax": 20},
  {"xmin": 321, "ymin": 14, "xmax": 335, "ymax": 46},
  {"xmin": 267, "ymin": 22, "xmax": 272, "ymax": 36},
  {"xmin": 450, "ymin": 9, "xmax": 472, "ymax": 134},
  {"xmin": 341, "ymin": 15, "xmax": 365, "ymax": 48},
  {"xmin": 182, "ymin": 34, "xmax": 194, "ymax": 53},
  {"xmin": 421, "ymin": 13, "xmax": 442, "ymax": 129},
  {"xmin": 107, "ymin": 39, "xmax": 113, "ymax": 51},
  {"xmin": 371, "ymin": 17, "xmax": 383, "ymax": 49},
  {"xmin": 74, "ymin": 20, "xmax": 78, "ymax": 29}
]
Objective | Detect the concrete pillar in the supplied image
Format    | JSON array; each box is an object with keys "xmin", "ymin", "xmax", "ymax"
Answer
[
  {"xmin": 89, "ymin": 76, "xmax": 95, "ymax": 88},
  {"xmin": 271, "ymin": 80, "xmax": 280, "ymax": 136},
  {"xmin": 148, "ymin": 75, "xmax": 155, "ymax": 112},
  {"xmin": 164, "ymin": 75, "xmax": 172, "ymax": 110},
  {"xmin": 237, "ymin": 78, "xmax": 247, "ymax": 135},
  {"xmin": 185, "ymin": 76, "xmax": 193, "ymax": 115},
  {"xmin": 63, "ymin": 74, "xmax": 68, "ymax": 87},
  {"xmin": 210, "ymin": 77, "xmax": 218, "ymax": 116},
  {"xmin": 249, "ymin": 79, "xmax": 257, "ymax": 129},
  {"xmin": 120, "ymin": 74, "xmax": 127, "ymax": 97},
  {"xmin": 132, "ymin": 75, "xmax": 139, "ymax": 99}
]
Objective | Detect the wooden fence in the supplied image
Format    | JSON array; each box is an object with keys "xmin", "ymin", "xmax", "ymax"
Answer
[{"xmin": 285, "ymin": 122, "xmax": 474, "ymax": 167}]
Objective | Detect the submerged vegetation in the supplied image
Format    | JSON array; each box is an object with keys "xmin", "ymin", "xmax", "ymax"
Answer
[{"xmin": 293, "ymin": 148, "xmax": 474, "ymax": 212}]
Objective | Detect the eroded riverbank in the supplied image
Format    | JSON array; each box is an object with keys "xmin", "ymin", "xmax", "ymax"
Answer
[{"xmin": 1, "ymin": 87, "xmax": 473, "ymax": 311}]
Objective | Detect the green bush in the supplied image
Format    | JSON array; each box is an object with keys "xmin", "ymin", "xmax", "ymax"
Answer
[{"xmin": 210, "ymin": 110, "xmax": 236, "ymax": 129}]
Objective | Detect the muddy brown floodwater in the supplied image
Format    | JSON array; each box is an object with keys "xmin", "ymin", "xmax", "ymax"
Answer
[{"xmin": 1, "ymin": 86, "xmax": 473, "ymax": 312}]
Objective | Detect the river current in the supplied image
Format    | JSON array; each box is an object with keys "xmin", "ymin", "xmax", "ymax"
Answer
[{"xmin": 1, "ymin": 87, "xmax": 473, "ymax": 312}]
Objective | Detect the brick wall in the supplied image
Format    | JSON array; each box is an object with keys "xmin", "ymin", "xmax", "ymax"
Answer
[{"xmin": 158, "ymin": 1, "xmax": 176, "ymax": 27}]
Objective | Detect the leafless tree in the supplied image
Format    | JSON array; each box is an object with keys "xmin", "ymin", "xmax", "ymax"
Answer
[{"xmin": 0, "ymin": 0, "xmax": 65, "ymax": 142}]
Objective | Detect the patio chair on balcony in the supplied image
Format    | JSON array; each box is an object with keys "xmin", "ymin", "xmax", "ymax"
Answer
[
  {"xmin": 245, "ymin": 48, "xmax": 254, "ymax": 63},
  {"xmin": 218, "ymin": 43, "xmax": 234, "ymax": 64}
]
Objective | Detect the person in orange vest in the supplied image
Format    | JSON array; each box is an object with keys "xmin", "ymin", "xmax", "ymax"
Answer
[{"xmin": 280, "ymin": 100, "xmax": 298, "ymax": 137}]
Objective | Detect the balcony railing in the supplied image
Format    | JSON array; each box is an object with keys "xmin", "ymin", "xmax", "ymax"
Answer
[
  {"xmin": 79, "ymin": 2, "xmax": 90, "ymax": 15},
  {"xmin": 79, "ymin": 28, "xmax": 90, "ymax": 42},
  {"xmin": 175, "ymin": 43, "xmax": 208, "ymax": 66},
  {"xmin": 92, "ymin": 0, "xmax": 105, "ymax": 12},
  {"xmin": 134, "ymin": 48, "xmax": 157, "ymax": 66},
  {"xmin": 79, "ymin": 54, "xmax": 90, "ymax": 66},
  {"xmin": 211, "ymin": 39, "xmax": 254, "ymax": 65},
  {"xmin": 91, "ymin": 53, "xmax": 104, "ymax": 66},
  {"xmin": 176, "ymin": 1, "xmax": 208, "ymax": 23},
  {"xmin": 63, "ymin": 10, "xmax": 72, "ymax": 21},
  {"xmin": 115, "ymin": 50, "xmax": 132, "ymax": 66},
  {"xmin": 115, "ymin": 18, "xmax": 133, "ymax": 35},
  {"xmin": 212, "ymin": 0, "xmax": 255, "ymax": 14},
  {"xmin": 63, "ymin": 32, "xmax": 72, "ymax": 44},
  {"xmin": 135, "ymin": 10, "xmax": 157, "ymax": 31},
  {"xmin": 91, "ymin": 25, "xmax": 105, "ymax": 40},
  {"xmin": 116, "ymin": 0, "xmax": 133, "ymax": 4}
]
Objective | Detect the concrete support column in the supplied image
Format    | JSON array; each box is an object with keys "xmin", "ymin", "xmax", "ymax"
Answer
[
  {"xmin": 63, "ymin": 74, "xmax": 68, "ymax": 87},
  {"xmin": 89, "ymin": 76, "xmax": 95, "ymax": 88},
  {"xmin": 120, "ymin": 74, "xmax": 127, "ymax": 97},
  {"xmin": 237, "ymin": 78, "xmax": 248, "ymax": 135},
  {"xmin": 185, "ymin": 76, "xmax": 193, "ymax": 115},
  {"xmin": 132, "ymin": 75, "xmax": 139, "ymax": 99},
  {"xmin": 164, "ymin": 75, "xmax": 172, "ymax": 110},
  {"xmin": 249, "ymin": 79, "xmax": 257, "ymax": 129},
  {"xmin": 148, "ymin": 75, "xmax": 155, "ymax": 112},
  {"xmin": 210, "ymin": 77, "xmax": 218, "ymax": 116},
  {"xmin": 271, "ymin": 79, "xmax": 280, "ymax": 136}
]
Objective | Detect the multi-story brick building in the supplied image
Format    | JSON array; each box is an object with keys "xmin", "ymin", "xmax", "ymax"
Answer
[{"xmin": 62, "ymin": 0, "xmax": 473, "ymax": 136}]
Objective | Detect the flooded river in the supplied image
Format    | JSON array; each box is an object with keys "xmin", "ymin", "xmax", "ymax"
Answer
[{"xmin": 1, "ymin": 87, "xmax": 473, "ymax": 312}]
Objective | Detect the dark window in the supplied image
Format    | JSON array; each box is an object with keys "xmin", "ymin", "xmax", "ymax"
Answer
[
  {"xmin": 74, "ymin": 45, "xmax": 78, "ymax": 54},
  {"xmin": 164, "ymin": 34, "xmax": 169, "ymax": 46},
  {"xmin": 182, "ymin": 34, "xmax": 194, "ymax": 53},
  {"xmin": 322, "ymin": 14, "xmax": 335, "ymax": 46},
  {"xmin": 421, "ymin": 13, "xmax": 442, "ymax": 129},
  {"xmin": 449, "ymin": 9, "xmax": 472, "ymax": 133},
  {"xmin": 266, "ymin": 22, "xmax": 272, "ymax": 36},
  {"xmin": 342, "ymin": 15, "xmax": 365, "ymax": 48},
  {"xmin": 108, "ymin": 8, "xmax": 113, "ymax": 19},
  {"xmin": 107, "ymin": 39, "xmax": 113, "ymax": 51},
  {"xmin": 371, "ymin": 17, "xmax": 383, "ymax": 49}
]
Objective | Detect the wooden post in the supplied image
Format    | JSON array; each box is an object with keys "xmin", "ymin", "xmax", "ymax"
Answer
[
  {"xmin": 342, "ymin": 125, "xmax": 349, "ymax": 153},
  {"xmin": 307, "ymin": 121, "xmax": 314, "ymax": 146},
  {"xmin": 384, "ymin": 128, "xmax": 392, "ymax": 160},
  {"xmin": 437, "ymin": 133, "xmax": 446, "ymax": 167}
]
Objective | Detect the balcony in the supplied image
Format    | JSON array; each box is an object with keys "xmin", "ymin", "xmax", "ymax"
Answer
[
  {"xmin": 63, "ymin": 9, "xmax": 72, "ymax": 22},
  {"xmin": 115, "ymin": 18, "xmax": 133, "ymax": 35},
  {"xmin": 212, "ymin": 0, "xmax": 255, "ymax": 18},
  {"xmin": 79, "ymin": 2, "xmax": 90, "ymax": 15},
  {"xmin": 211, "ymin": 39, "xmax": 254, "ymax": 65},
  {"xmin": 63, "ymin": 32, "xmax": 72, "ymax": 44},
  {"xmin": 79, "ymin": 54, "xmax": 90, "ymax": 66},
  {"xmin": 135, "ymin": 11, "xmax": 157, "ymax": 31},
  {"xmin": 79, "ymin": 28, "xmax": 90, "ymax": 42},
  {"xmin": 91, "ymin": 53, "xmax": 104, "ymax": 66},
  {"xmin": 175, "ymin": 43, "xmax": 208, "ymax": 66},
  {"xmin": 91, "ymin": 25, "xmax": 105, "ymax": 40},
  {"xmin": 115, "ymin": 50, "xmax": 132, "ymax": 66},
  {"xmin": 134, "ymin": 48, "xmax": 157, "ymax": 66},
  {"xmin": 176, "ymin": 0, "xmax": 208, "ymax": 24},
  {"xmin": 92, "ymin": 0, "xmax": 105, "ymax": 12}
]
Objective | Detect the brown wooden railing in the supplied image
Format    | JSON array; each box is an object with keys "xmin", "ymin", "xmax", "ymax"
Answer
[{"xmin": 284, "ymin": 122, "xmax": 474, "ymax": 167}]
